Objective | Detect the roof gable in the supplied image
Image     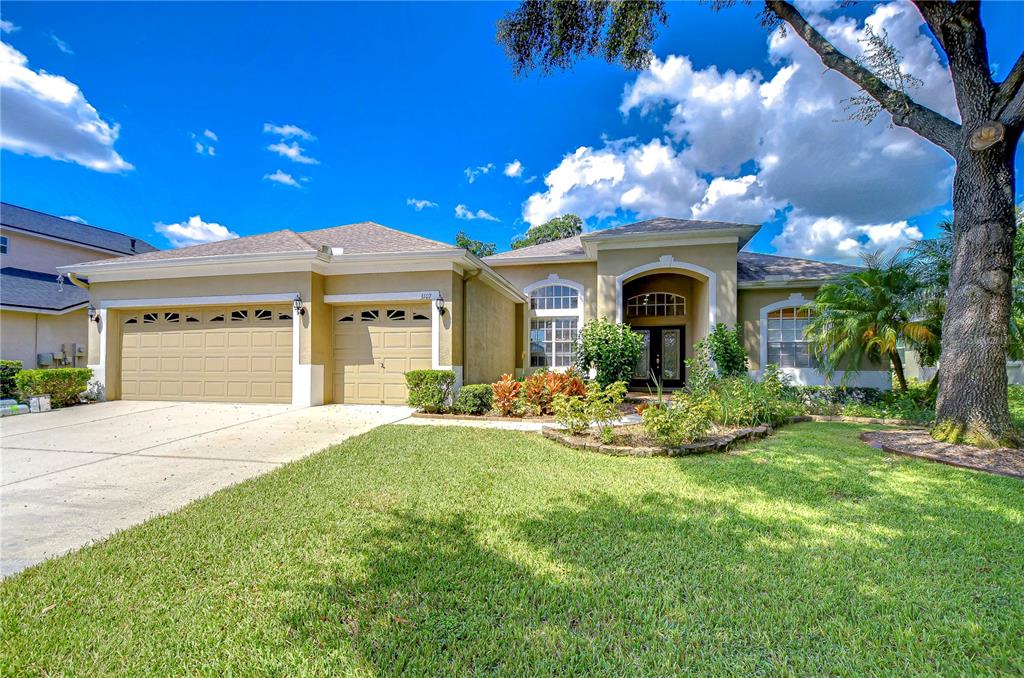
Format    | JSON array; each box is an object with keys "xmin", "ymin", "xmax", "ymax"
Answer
[
  {"xmin": 79, "ymin": 229, "xmax": 315, "ymax": 266},
  {"xmin": 1, "ymin": 203, "xmax": 157, "ymax": 255},
  {"xmin": 300, "ymin": 221, "xmax": 456, "ymax": 254}
]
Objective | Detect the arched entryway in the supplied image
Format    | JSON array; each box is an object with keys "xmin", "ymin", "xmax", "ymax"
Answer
[{"xmin": 619, "ymin": 267, "xmax": 710, "ymax": 389}]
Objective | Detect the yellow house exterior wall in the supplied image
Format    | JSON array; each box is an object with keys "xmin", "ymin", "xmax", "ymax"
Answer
[
  {"xmin": 463, "ymin": 277, "xmax": 516, "ymax": 384},
  {"xmin": 737, "ymin": 286, "xmax": 821, "ymax": 372}
]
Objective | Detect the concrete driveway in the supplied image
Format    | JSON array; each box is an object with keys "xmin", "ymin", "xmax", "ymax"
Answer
[{"xmin": 1, "ymin": 401, "xmax": 411, "ymax": 577}]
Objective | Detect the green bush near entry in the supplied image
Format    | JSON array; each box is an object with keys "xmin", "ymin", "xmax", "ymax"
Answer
[
  {"xmin": 14, "ymin": 367, "xmax": 92, "ymax": 408},
  {"xmin": 405, "ymin": 370, "xmax": 456, "ymax": 413},
  {"xmin": 453, "ymin": 384, "xmax": 494, "ymax": 415},
  {"xmin": 575, "ymin": 319, "xmax": 643, "ymax": 387}
]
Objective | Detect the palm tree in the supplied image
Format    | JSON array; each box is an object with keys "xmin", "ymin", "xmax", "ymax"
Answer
[{"xmin": 805, "ymin": 253, "xmax": 937, "ymax": 392}]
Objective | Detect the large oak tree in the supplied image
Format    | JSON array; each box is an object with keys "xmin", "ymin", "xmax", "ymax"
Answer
[{"xmin": 497, "ymin": 0, "xmax": 1024, "ymax": 445}]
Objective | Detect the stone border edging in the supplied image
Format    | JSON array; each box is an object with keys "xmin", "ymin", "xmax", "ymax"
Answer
[
  {"xmin": 542, "ymin": 424, "xmax": 773, "ymax": 458},
  {"xmin": 410, "ymin": 412, "xmax": 557, "ymax": 423},
  {"xmin": 788, "ymin": 414, "xmax": 929, "ymax": 428}
]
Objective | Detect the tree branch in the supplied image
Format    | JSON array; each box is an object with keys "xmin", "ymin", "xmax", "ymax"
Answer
[
  {"xmin": 995, "ymin": 51, "xmax": 1024, "ymax": 127},
  {"xmin": 766, "ymin": 0, "xmax": 961, "ymax": 155}
]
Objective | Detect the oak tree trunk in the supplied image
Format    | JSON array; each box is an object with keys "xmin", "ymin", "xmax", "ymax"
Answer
[{"xmin": 934, "ymin": 133, "xmax": 1019, "ymax": 445}]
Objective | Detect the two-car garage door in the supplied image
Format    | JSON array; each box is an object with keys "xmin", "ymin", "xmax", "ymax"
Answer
[
  {"xmin": 118, "ymin": 302, "xmax": 432, "ymax": 405},
  {"xmin": 120, "ymin": 305, "xmax": 293, "ymax": 403}
]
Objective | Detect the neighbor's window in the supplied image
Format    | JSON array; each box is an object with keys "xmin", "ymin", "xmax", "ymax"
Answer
[
  {"xmin": 530, "ymin": 318, "xmax": 578, "ymax": 368},
  {"xmin": 0, "ymin": 236, "xmax": 8, "ymax": 254},
  {"xmin": 530, "ymin": 284, "xmax": 579, "ymax": 311},
  {"xmin": 766, "ymin": 307, "xmax": 817, "ymax": 368}
]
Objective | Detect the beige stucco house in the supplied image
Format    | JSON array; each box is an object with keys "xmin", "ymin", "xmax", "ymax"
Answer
[
  {"xmin": 1, "ymin": 203, "xmax": 157, "ymax": 368},
  {"xmin": 57, "ymin": 216, "xmax": 887, "ymax": 407}
]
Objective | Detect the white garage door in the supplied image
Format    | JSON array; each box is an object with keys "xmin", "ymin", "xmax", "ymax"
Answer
[
  {"xmin": 120, "ymin": 305, "xmax": 292, "ymax": 403},
  {"xmin": 334, "ymin": 304, "xmax": 432, "ymax": 404}
]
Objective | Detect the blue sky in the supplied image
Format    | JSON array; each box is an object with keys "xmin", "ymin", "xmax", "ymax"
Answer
[{"xmin": 1, "ymin": 1, "xmax": 1021, "ymax": 261}]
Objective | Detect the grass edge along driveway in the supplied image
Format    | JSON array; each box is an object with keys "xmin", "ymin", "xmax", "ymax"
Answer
[{"xmin": 2, "ymin": 423, "xmax": 1023, "ymax": 675}]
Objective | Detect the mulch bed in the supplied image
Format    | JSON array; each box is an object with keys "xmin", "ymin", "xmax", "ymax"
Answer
[
  {"xmin": 861, "ymin": 430, "xmax": 1024, "ymax": 479},
  {"xmin": 543, "ymin": 424, "xmax": 773, "ymax": 458},
  {"xmin": 411, "ymin": 412, "xmax": 556, "ymax": 422}
]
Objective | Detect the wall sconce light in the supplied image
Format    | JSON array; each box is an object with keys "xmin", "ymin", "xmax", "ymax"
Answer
[
  {"xmin": 434, "ymin": 294, "xmax": 446, "ymax": 316},
  {"xmin": 88, "ymin": 304, "xmax": 100, "ymax": 323},
  {"xmin": 293, "ymin": 294, "xmax": 306, "ymax": 316}
]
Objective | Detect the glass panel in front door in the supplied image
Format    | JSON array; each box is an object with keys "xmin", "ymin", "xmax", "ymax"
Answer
[
  {"xmin": 662, "ymin": 329, "xmax": 680, "ymax": 380},
  {"xmin": 633, "ymin": 329, "xmax": 651, "ymax": 380}
]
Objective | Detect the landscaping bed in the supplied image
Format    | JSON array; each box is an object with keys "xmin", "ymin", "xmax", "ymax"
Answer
[
  {"xmin": 862, "ymin": 429, "xmax": 1024, "ymax": 478},
  {"xmin": 543, "ymin": 423, "xmax": 772, "ymax": 457}
]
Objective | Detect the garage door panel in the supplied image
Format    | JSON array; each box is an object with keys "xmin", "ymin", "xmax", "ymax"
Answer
[
  {"xmin": 334, "ymin": 303, "xmax": 431, "ymax": 405},
  {"xmin": 121, "ymin": 304, "xmax": 291, "ymax": 403}
]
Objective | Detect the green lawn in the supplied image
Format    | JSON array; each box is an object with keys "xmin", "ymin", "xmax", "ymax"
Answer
[{"xmin": 3, "ymin": 424, "xmax": 1023, "ymax": 675}]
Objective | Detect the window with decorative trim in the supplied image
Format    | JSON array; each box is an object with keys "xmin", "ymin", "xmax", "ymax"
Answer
[
  {"xmin": 530, "ymin": 284, "xmax": 579, "ymax": 311},
  {"xmin": 626, "ymin": 292, "xmax": 685, "ymax": 317},
  {"xmin": 766, "ymin": 307, "xmax": 817, "ymax": 368},
  {"xmin": 530, "ymin": 318, "xmax": 577, "ymax": 368}
]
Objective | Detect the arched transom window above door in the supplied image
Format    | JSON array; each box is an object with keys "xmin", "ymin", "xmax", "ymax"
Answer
[
  {"xmin": 626, "ymin": 292, "xmax": 685, "ymax": 317},
  {"xmin": 529, "ymin": 284, "xmax": 579, "ymax": 311}
]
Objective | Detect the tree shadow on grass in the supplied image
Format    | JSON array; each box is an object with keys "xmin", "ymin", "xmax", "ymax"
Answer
[{"xmin": 283, "ymin": 480, "xmax": 1024, "ymax": 675}]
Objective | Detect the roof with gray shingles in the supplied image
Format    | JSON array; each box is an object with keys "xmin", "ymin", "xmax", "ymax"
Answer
[
  {"xmin": 736, "ymin": 252, "xmax": 860, "ymax": 282},
  {"xmin": 0, "ymin": 203, "xmax": 157, "ymax": 255},
  {"xmin": 76, "ymin": 221, "xmax": 459, "ymax": 267},
  {"xmin": 0, "ymin": 267, "xmax": 89, "ymax": 312},
  {"xmin": 485, "ymin": 217, "xmax": 758, "ymax": 262}
]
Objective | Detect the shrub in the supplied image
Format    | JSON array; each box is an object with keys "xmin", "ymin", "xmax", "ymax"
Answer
[
  {"xmin": 642, "ymin": 394, "xmax": 716, "ymax": 447},
  {"xmin": 0, "ymin": 360, "xmax": 22, "ymax": 400},
  {"xmin": 453, "ymin": 383, "xmax": 494, "ymax": 415},
  {"xmin": 522, "ymin": 371, "xmax": 551, "ymax": 415},
  {"xmin": 492, "ymin": 374, "xmax": 523, "ymax": 417},
  {"xmin": 684, "ymin": 341, "xmax": 716, "ymax": 397},
  {"xmin": 552, "ymin": 393, "xmax": 589, "ymax": 434},
  {"xmin": 552, "ymin": 380, "xmax": 627, "ymax": 437},
  {"xmin": 14, "ymin": 367, "xmax": 92, "ymax": 408},
  {"xmin": 707, "ymin": 323, "xmax": 748, "ymax": 377},
  {"xmin": 405, "ymin": 369, "xmax": 455, "ymax": 413},
  {"xmin": 546, "ymin": 369, "xmax": 586, "ymax": 399},
  {"xmin": 575, "ymin": 318, "xmax": 644, "ymax": 387},
  {"xmin": 712, "ymin": 376, "xmax": 798, "ymax": 428}
]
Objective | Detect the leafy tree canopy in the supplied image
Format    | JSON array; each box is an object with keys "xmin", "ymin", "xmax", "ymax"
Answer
[
  {"xmin": 511, "ymin": 214, "xmax": 583, "ymax": 250},
  {"xmin": 454, "ymin": 231, "xmax": 497, "ymax": 258}
]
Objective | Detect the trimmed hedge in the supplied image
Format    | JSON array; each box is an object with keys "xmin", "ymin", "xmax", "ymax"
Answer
[
  {"xmin": 405, "ymin": 369, "xmax": 455, "ymax": 413},
  {"xmin": 0, "ymin": 360, "xmax": 22, "ymax": 400},
  {"xmin": 454, "ymin": 384, "xmax": 494, "ymax": 415},
  {"xmin": 14, "ymin": 367, "xmax": 92, "ymax": 408}
]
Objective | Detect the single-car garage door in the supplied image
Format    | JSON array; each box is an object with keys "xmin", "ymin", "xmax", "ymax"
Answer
[
  {"xmin": 120, "ymin": 305, "xmax": 292, "ymax": 403},
  {"xmin": 334, "ymin": 304, "xmax": 432, "ymax": 404}
]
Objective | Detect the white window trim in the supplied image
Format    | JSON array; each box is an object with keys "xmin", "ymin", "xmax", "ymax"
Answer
[
  {"xmin": 755, "ymin": 293, "xmax": 888, "ymax": 389},
  {"xmin": 96, "ymin": 292, "xmax": 323, "ymax": 407},
  {"xmin": 324, "ymin": 290, "xmax": 462, "ymax": 390},
  {"xmin": 614, "ymin": 255, "xmax": 716, "ymax": 327},
  {"xmin": 523, "ymin": 275, "xmax": 584, "ymax": 371}
]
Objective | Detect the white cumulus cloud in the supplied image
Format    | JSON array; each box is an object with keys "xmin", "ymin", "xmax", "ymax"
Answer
[
  {"xmin": 1, "ymin": 20, "xmax": 19, "ymax": 34},
  {"xmin": 0, "ymin": 41, "xmax": 132, "ymax": 172},
  {"xmin": 155, "ymin": 215, "xmax": 239, "ymax": 248},
  {"xmin": 407, "ymin": 198, "xmax": 438, "ymax": 211},
  {"xmin": 203, "ymin": 128, "xmax": 217, "ymax": 141},
  {"xmin": 60, "ymin": 215, "xmax": 87, "ymax": 224},
  {"xmin": 455, "ymin": 204, "xmax": 499, "ymax": 222},
  {"xmin": 504, "ymin": 159, "xmax": 524, "ymax": 178},
  {"xmin": 263, "ymin": 169, "xmax": 301, "ymax": 188},
  {"xmin": 263, "ymin": 123, "xmax": 314, "ymax": 140},
  {"xmin": 267, "ymin": 140, "xmax": 318, "ymax": 165},
  {"xmin": 464, "ymin": 163, "xmax": 494, "ymax": 183},
  {"xmin": 526, "ymin": 1, "xmax": 956, "ymax": 262}
]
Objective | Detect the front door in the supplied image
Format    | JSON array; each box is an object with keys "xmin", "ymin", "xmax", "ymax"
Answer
[{"xmin": 630, "ymin": 326, "xmax": 685, "ymax": 389}]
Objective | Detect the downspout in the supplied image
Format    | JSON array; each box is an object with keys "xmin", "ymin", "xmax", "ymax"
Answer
[
  {"xmin": 462, "ymin": 268, "xmax": 481, "ymax": 385},
  {"xmin": 68, "ymin": 273, "xmax": 90, "ymax": 290}
]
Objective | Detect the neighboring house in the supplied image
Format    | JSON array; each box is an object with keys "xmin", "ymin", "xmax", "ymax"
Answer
[
  {"xmin": 900, "ymin": 347, "xmax": 1024, "ymax": 386},
  {"xmin": 57, "ymin": 216, "xmax": 887, "ymax": 408},
  {"xmin": 1, "ymin": 203, "xmax": 157, "ymax": 369}
]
